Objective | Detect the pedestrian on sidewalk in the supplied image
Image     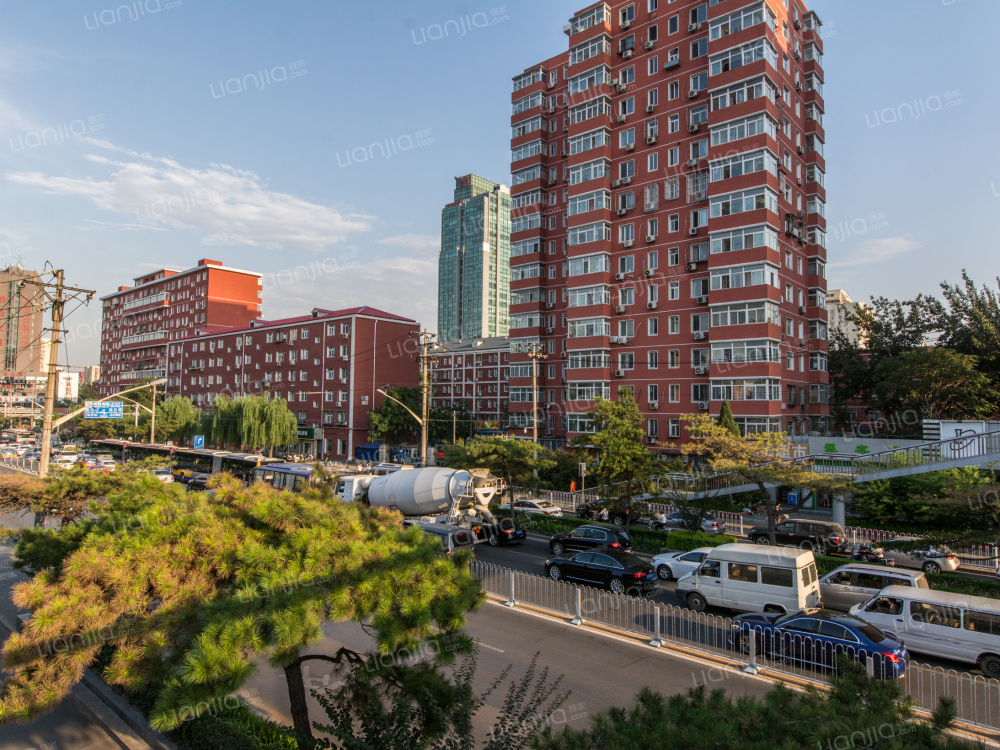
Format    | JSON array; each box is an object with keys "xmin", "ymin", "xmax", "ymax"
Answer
[{"xmin": 570, "ymin": 480, "xmax": 576, "ymax": 493}]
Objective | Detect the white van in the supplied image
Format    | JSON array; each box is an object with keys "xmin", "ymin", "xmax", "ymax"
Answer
[
  {"xmin": 850, "ymin": 585, "xmax": 1000, "ymax": 678},
  {"xmin": 675, "ymin": 543, "xmax": 820, "ymax": 615}
]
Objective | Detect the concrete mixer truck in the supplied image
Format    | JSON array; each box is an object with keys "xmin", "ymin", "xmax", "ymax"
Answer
[
  {"xmin": 251, "ymin": 462, "xmax": 525, "ymax": 545},
  {"xmin": 336, "ymin": 466, "xmax": 526, "ymax": 545}
]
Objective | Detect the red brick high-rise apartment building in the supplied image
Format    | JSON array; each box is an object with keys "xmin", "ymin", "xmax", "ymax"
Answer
[
  {"xmin": 98, "ymin": 259, "xmax": 262, "ymax": 396},
  {"xmin": 508, "ymin": 0, "xmax": 829, "ymax": 451}
]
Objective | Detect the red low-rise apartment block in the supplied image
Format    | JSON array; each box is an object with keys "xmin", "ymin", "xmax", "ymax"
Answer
[
  {"xmin": 99, "ymin": 259, "xmax": 420, "ymax": 458},
  {"xmin": 99, "ymin": 259, "xmax": 262, "ymax": 395},
  {"xmin": 429, "ymin": 337, "xmax": 510, "ymax": 435},
  {"xmin": 168, "ymin": 307, "xmax": 418, "ymax": 458},
  {"xmin": 508, "ymin": 0, "xmax": 829, "ymax": 452}
]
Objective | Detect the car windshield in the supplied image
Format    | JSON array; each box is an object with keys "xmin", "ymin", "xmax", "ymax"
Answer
[
  {"xmin": 830, "ymin": 524, "xmax": 846, "ymax": 536},
  {"xmin": 537, "ymin": 502, "xmax": 556, "ymax": 509},
  {"xmin": 614, "ymin": 531, "xmax": 631, "ymax": 545}
]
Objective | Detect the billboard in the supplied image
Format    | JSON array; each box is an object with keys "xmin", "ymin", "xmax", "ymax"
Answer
[{"xmin": 84, "ymin": 401, "xmax": 123, "ymax": 419}]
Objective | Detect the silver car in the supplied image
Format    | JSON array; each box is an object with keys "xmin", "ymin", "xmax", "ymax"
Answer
[
  {"xmin": 819, "ymin": 563, "xmax": 929, "ymax": 611},
  {"xmin": 651, "ymin": 511, "xmax": 726, "ymax": 535},
  {"xmin": 881, "ymin": 538, "xmax": 961, "ymax": 574},
  {"xmin": 649, "ymin": 547, "xmax": 714, "ymax": 581}
]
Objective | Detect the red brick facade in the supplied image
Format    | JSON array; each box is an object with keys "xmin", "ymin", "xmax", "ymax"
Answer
[{"xmin": 508, "ymin": 1, "xmax": 829, "ymax": 451}]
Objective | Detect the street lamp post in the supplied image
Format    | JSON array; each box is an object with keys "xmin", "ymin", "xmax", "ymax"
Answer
[
  {"xmin": 46, "ymin": 377, "xmax": 167, "ymax": 477},
  {"xmin": 376, "ymin": 388, "xmax": 425, "ymax": 465}
]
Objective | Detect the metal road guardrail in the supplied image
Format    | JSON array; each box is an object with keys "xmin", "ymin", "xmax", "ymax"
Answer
[
  {"xmin": 472, "ymin": 561, "xmax": 1000, "ymax": 733},
  {"xmin": 0, "ymin": 455, "xmax": 40, "ymax": 475}
]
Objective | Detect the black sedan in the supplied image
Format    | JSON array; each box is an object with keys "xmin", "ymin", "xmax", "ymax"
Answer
[
  {"xmin": 549, "ymin": 524, "xmax": 632, "ymax": 555},
  {"xmin": 484, "ymin": 517, "xmax": 527, "ymax": 546},
  {"xmin": 576, "ymin": 499, "xmax": 631, "ymax": 525},
  {"xmin": 747, "ymin": 520, "xmax": 850, "ymax": 555},
  {"xmin": 729, "ymin": 608, "xmax": 909, "ymax": 679},
  {"xmin": 545, "ymin": 547, "xmax": 658, "ymax": 596}
]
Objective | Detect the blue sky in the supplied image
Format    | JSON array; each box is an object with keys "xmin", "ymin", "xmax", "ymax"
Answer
[{"xmin": 2, "ymin": 0, "xmax": 997, "ymax": 369}]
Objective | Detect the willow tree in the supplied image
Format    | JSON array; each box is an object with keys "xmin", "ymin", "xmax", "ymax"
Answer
[
  {"xmin": 0, "ymin": 473, "xmax": 484, "ymax": 750},
  {"xmin": 261, "ymin": 394, "xmax": 298, "ymax": 456},
  {"xmin": 209, "ymin": 393, "xmax": 297, "ymax": 454}
]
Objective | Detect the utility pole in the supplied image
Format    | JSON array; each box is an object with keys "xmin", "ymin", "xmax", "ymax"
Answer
[
  {"xmin": 20, "ymin": 269, "xmax": 95, "ymax": 478},
  {"xmin": 149, "ymin": 379, "xmax": 157, "ymax": 443},
  {"xmin": 526, "ymin": 342, "xmax": 548, "ymax": 447},
  {"xmin": 452, "ymin": 410, "xmax": 456, "ymax": 444},
  {"xmin": 409, "ymin": 330, "xmax": 439, "ymax": 466}
]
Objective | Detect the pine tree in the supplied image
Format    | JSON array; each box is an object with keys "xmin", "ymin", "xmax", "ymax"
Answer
[
  {"xmin": 0, "ymin": 472, "xmax": 484, "ymax": 750},
  {"xmin": 717, "ymin": 400, "xmax": 741, "ymax": 438}
]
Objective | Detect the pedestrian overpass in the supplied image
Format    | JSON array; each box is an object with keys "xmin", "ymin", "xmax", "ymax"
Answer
[{"xmin": 573, "ymin": 429, "xmax": 1000, "ymax": 505}]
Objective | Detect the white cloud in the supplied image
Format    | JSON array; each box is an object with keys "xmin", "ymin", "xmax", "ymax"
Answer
[
  {"xmin": 828, "ymin": 236, "xmax": 922, "ymax": 269},
  {"xmin": 375, "ymin": 233, "xmax": 440, "ymax": 254},
  {"xmin": 5, "ymin": 139, "xmax": 374, "ymax": 251},
  {"xmin": 262, "ymin": 253, "xmax": 437, "ymax": 329}
]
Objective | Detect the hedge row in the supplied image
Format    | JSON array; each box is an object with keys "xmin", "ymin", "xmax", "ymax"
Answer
[{"xmin": 523, "ymin": 515, "xmax": 736, "ymax": 553}]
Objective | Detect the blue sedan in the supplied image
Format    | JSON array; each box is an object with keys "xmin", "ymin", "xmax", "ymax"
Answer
[{"xmin": 728, "ymin": 608, "xmax": 910, "ymax": 679}]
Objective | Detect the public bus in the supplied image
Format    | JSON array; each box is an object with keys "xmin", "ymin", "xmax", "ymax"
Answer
[
  {"xmin": 88, "ymin": 439, "xmax": 130, "ymax": 461},
  {"xmin": 251, "ymin": 463, "xmax": 318, "ymax": 491},
  {"xmin": 124, "ymin": 443, "xmax": 175, "ymax": 463},
  {"xmin": 172, "ymin": 449, "xmax": 233, "ymax": 482},
  {"xmin": 218, "ymin": 453, "xmax": 283, "ymax": 483},
  {"xmin": 88, "ymin": 440, "xmax": 174, "ymax": 464},
  {"xmin": 1, "ymin": 429, "xmax": 37, "ymax": 445}
]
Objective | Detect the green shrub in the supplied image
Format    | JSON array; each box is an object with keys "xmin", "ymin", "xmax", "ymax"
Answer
[{"xmin": 526, "ymin": 516, "xmax": 734, "ymax": 554}]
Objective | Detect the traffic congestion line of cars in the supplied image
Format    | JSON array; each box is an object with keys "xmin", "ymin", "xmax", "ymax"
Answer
[{"xmin": 527, "ymin": 519, "xmax": 1000, "ymax": 680}]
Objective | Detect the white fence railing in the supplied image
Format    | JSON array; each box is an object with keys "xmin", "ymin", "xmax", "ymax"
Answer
[
  {"xmin": 472, "ymin": 561, "xmax": 1000, "ymax": 732},
  {"xmin": 0, "ymin": 455, "xmax": 40, "ymax": 475}
]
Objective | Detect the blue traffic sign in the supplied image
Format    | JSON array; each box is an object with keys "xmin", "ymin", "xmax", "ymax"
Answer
[
  {"xmin": 84, "ymin": 401, "xmax": 123, "ymax": 419},
  {"xmin": 193, "ymin": 435, "xmax": 205, "ymax": 448}
]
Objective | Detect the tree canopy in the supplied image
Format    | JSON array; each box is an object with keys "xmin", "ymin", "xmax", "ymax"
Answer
[
  {"xmin": 368, "ymin": 387, "xmax": 477, "ymax": 445},
  {"xmin": 873, "ymin": 348, "xmax": 996, "ymax": 421},
  {"xmin": 680, "ymin": 414, "xmax": 849, "ymax": 544},
  {"xmin": 0, "ymin": 472, "xmax": 484, "ymax": 750},
  {"xmin": 829, "ymin": 271, "xmax": 1000, "ymax": 430},
  {"xmin": 210, "ymin": 393, "xmax": 298, "ymax": 454}
]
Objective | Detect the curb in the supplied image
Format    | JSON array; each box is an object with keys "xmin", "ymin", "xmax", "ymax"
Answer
[{"xmin": 0, "ymin": 597, "xmax": 179, "ymax": 750}]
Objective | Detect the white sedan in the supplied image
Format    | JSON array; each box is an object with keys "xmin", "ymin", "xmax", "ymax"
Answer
[
  {"xmin": 498, "ymin": 499, "xmax": 563, "ymax": 517},
  {"xmin": 649, "ymin": 547, "xmax": 715, "ymax": 581},
  {"xmin": 882, "ymin": 538, "xmax": 961, "ymax": 574}
]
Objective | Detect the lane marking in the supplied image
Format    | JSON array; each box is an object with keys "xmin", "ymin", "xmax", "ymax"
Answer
[{"xmin": 478, "ymin": 641, "xmax": 505, "ymax": 653}]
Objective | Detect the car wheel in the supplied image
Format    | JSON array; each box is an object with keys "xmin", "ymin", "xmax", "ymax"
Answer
[
  {"xmin": 488, "ymin": 534, "xmax": 499, "ymax": 547},
  {"xmin": 656, "ymin": 565, "xmax": 673, "ymax": 581},
  {"xmin": 613, "ymin": 515, "xmax": 625, "ymax": 526},
  {"xmin": 979, "ymin": 654, "xmax": 1000, "ymax": 679},
  {"xmin": 548, "ymin": 565, "xmax": 562, "ymax": 581},
  {"xmin": 737, "ymin": 630, "xmax": 752, "ymax": 654},
  {"xmin": 687, "ymin": 592, "xmax": 707, "ymax": 612},
  {"xmin": 552, "ymin": 541, "xmax": 565, "ymax": 556},
  {"xmin": 609, "ymin": 578, "xmax": 625, "ymax": 595},
  {"xmin": 754, "ymin": 536, "xmax": 770, "ymax": 545},
  {"xmin": 800, "ymin": 541, "xmax": 815, "ymax": 553},
  {"xmin": 922, "ymin": 561, "xmax": 941, "ymax": 575}
]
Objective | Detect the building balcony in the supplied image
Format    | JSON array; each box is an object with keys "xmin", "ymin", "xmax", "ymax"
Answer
[
  {"xmin": 121, "ymin": 293, "xmax": 170, "ymax": 315},
  {"xmin": 120, "ymin": 368, "xmax": 166, "ymax": 381},
  {"xmin": 121, "ymin": 330, "xmax": 167, "ymax": 347}
]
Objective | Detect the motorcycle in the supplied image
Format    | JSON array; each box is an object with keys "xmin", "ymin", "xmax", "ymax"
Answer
[{"xmin": 850, "ymin": 542, "xmax": 894, "ymax": 566}]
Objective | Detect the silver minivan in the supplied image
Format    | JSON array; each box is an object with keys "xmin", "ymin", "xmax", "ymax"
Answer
[{"xmin": 819, "ymin": 563, "xmax": 929, "ymax": 611}]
